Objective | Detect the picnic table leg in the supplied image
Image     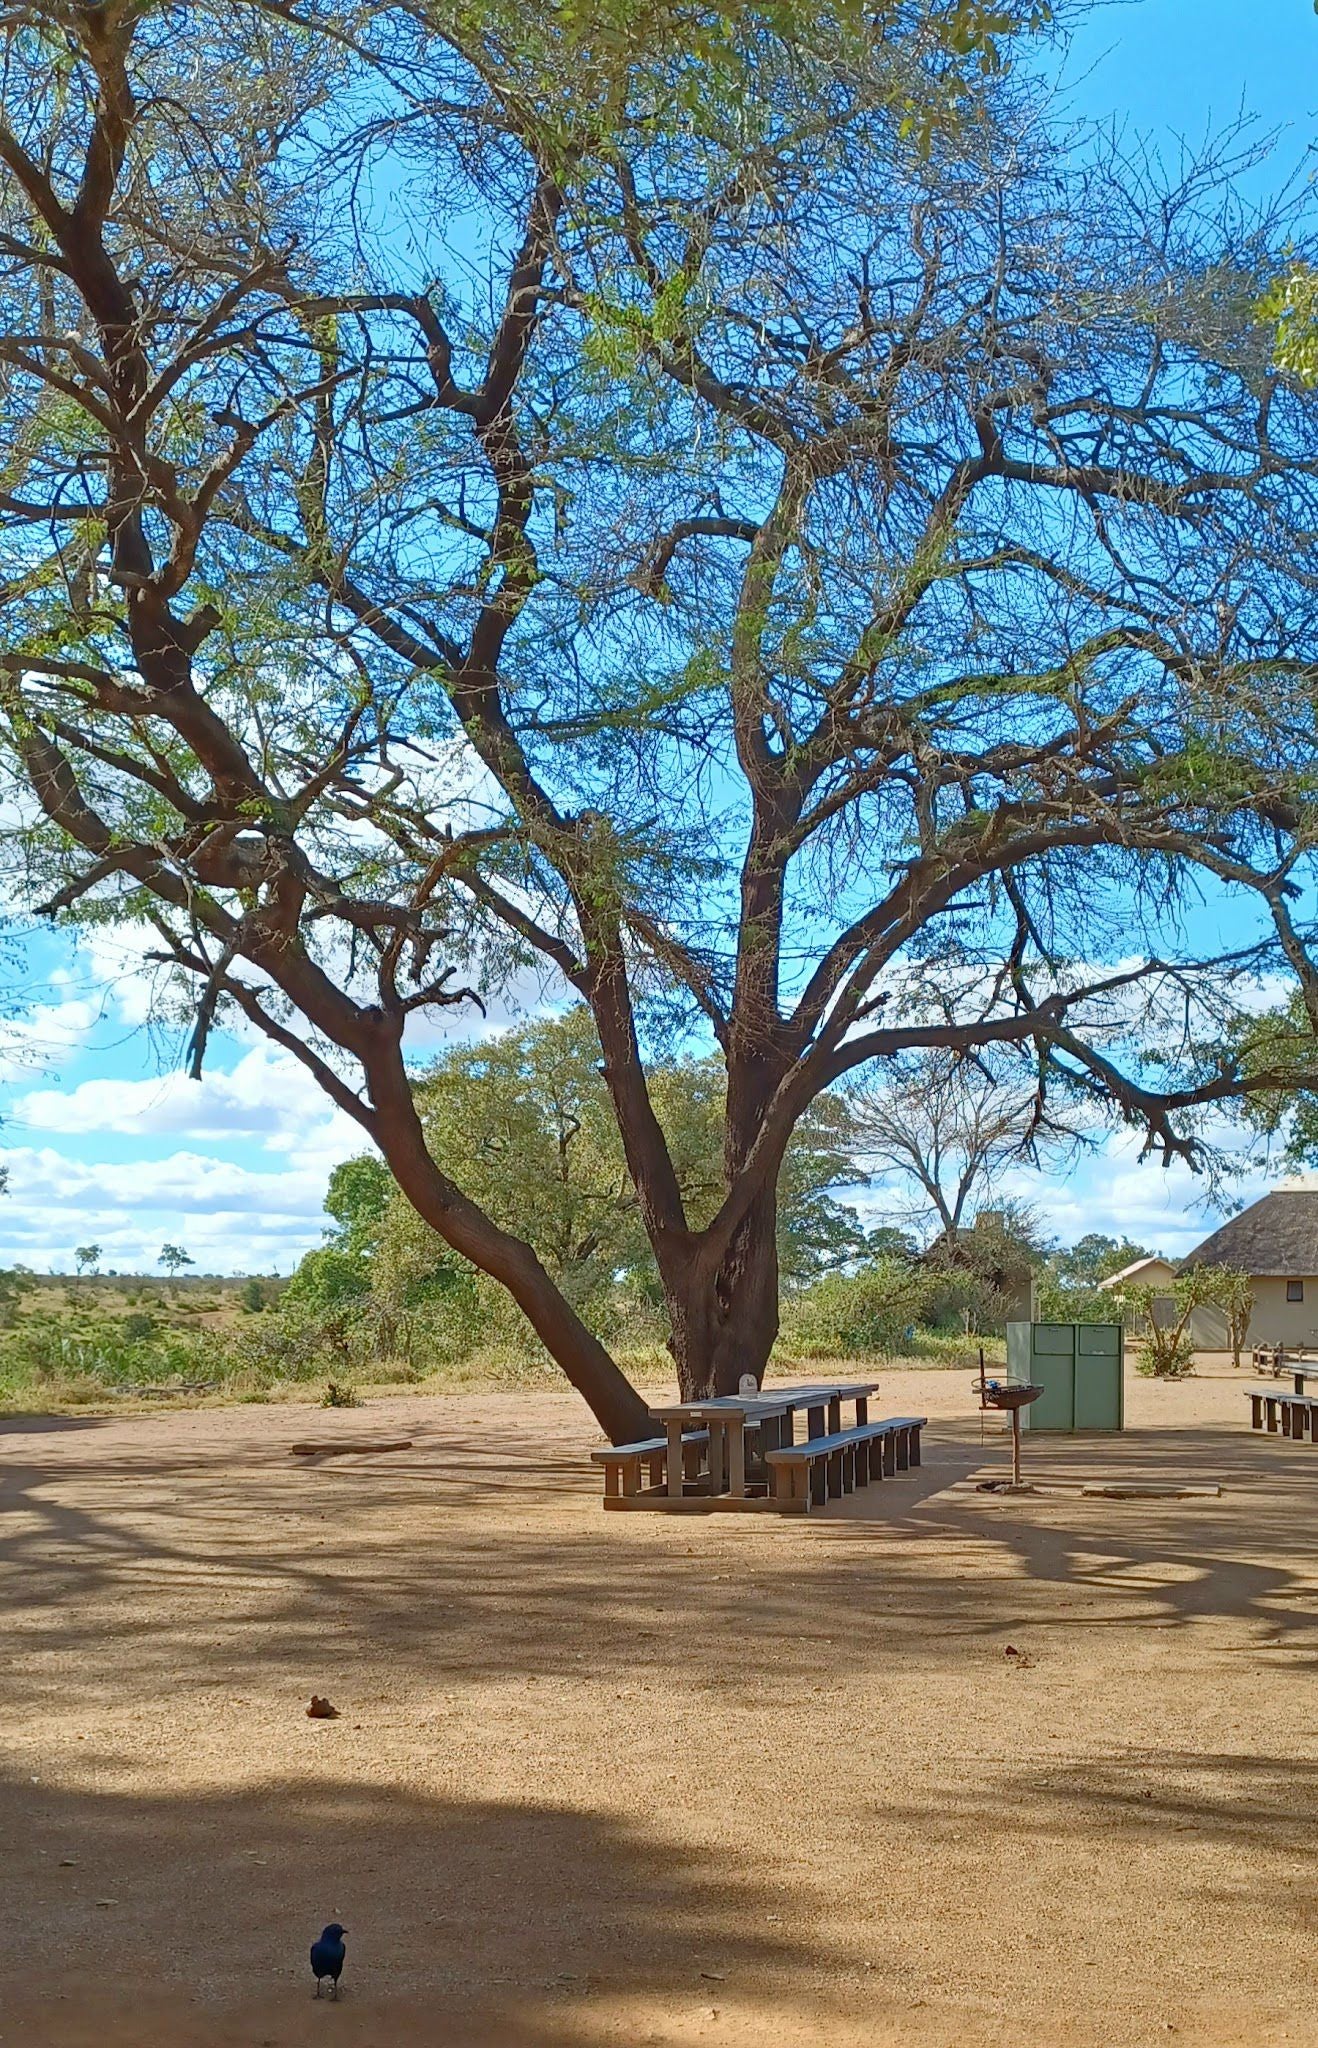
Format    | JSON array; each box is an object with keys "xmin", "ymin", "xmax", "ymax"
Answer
[
  {"xmin": 728, "ymin": 1417, "xmax": 747, "ymax": 1498},
  {"xmin": 806, "ymin": 1403, "xmax": 826, "ymax": 1441},
  {"xmin": 707, "ymin": 1420, "xmax": 725, "ymax": 1495},
  {"xmin": 827, "ymin": 1395, "xmax": 842, "ymax": 1433},
  {"xmin": 665, "ymin": 1418, "xmax": 685, "ymax": 1497},
  {"xmin": 856, "ymin": 1396, "xmax": 869, "ymax": 1425},
  {"xmin": 1296, "ymin": 1373, "xmax": 1307, "ymax": 1396},
  {"xmin": 1250, "ymin": 1394, "xmax": 1263, "ymax": 1430}
]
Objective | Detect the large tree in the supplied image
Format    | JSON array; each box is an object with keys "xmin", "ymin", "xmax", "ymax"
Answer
[{"xmin": 3, "ymin": 0, "xmax": 1318, "ymax": 1438}]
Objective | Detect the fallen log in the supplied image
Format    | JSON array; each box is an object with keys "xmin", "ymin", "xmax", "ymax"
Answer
[{"xmin": 289, "ymin": 1437, "xmax": 414, "ymax": 1458}]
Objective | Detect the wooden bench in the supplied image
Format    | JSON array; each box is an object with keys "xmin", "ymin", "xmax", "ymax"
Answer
[
  {"xmin": 593, "ymin": 1430, "xmax": 710, "ymax": 1503},
  {"xmin": 764, "ymin": 1416, "xmax": 925, "ymax": 1513},
  {"xmin": 1248, "ymin": 1390, "xmax": 1318, "ymax": 1442}
]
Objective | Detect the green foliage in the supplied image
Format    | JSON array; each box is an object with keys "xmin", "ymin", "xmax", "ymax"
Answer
[
  {"xmin": 265, "ymin": 1010, "xmax": 867, "ymax": 1373},
  {"xmin": 1234, "ymin": 993, "xmax": 1318, "ymax": 1165},
  {"xmin": 1, "ymin": 1318, "xmax": 219, "ymax": 1394},
  {"xmin": 1133, "ymin": 1325, "xmax": 1196, "ymax": 1380},
  {"xmin": 456, "ymin": 0, "xmax": 1053, "ymax": 169},
  {"xmin": 778, "ymin": 1257, "xmax": 933, "ymax": 1357},
  {"xmin": 1258, "ymin": 264, "xmax": 1318, "ymax": 386},
  {"xmin": 241, "ymin": 1279, "xmax": 267, "ymax": 1314},
  {"xmin": 323, "ymin": 1156, "xmax": 393, "ymax": 1252},
  {"xmin": 1050, "ymin": 1234, "xmax": 1153, "ymax": 1289},
  {"xmin": 400, "ymin": 1006, "xmax": 863, "ymax": 1322},
  {"xmin": 283, "ymin": 1246, "xmax": 372, "ymax": 1312},
  {"xmin": 1214, "ymin": 1266, "xmax": 1256, "ymax": 1370},
  {"xmin": 1127, "ymin": 1265, "xmax": 1244, "ymax": 1378},
  {"xmin": 1036, "ymin": 1233, "xmax": 1155, "ymax": 1325},
  {"xmin": 1034, "ymin": 1275, "xmax": 1114, "ymax": 1325},
  {"xmin": 321, "ymin": 1378, "xmax": 359, "ymax": 1408}
]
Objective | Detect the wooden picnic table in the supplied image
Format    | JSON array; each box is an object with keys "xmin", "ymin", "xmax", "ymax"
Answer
[
  {"xmin": 1254, "ymin": 1347, "xmax": 1318, "ymax": 1395},
  {"xmin": 648, "ymin": 1381, "xmax": 881, "ymax": 1500}
]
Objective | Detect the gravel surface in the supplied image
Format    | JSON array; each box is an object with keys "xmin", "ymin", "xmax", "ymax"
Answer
[{"xmin": 1, "ymin": 1363, "xmax": 1314, "ymax": 2047}]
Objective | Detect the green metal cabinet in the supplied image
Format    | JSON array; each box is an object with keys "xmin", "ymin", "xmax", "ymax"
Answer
[{"xmin": 1005, "ymin": 1320, "xmax": 1124, "ymax": 1432}]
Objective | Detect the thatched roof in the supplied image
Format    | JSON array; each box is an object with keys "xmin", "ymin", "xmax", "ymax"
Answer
[{"xmin": 1179, "ymin": 1191, "xmax": 1318, "ymax": 1278}]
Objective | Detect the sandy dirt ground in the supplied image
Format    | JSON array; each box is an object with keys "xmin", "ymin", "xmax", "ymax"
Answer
[{"xmin": 1, "ymin": 1362, "xmax": 1315, "ymax": 2048}]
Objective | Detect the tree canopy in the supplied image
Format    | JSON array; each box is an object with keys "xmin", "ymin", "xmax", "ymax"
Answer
[{"xmin": 3, "ymin": 0, "xmax": 1318, "ymax": 1432}]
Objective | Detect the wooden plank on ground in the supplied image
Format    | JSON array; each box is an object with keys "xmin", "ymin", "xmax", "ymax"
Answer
[
  {"xmin": 290, "ymin": 1438, "xmax": 413, "ymax": 1457},
  {"xmin": 1079, "ymin": 1482, "xmax": 1222, "ymax": 1499}
]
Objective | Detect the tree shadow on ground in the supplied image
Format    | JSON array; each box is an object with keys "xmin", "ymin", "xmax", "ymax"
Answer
[
  {"xmin": 2, "ymin": 1416, "xmax": 1317, "ymax": 1722},
  {"xmin": 0, "ymin": 1768, "xmax": 863, "ymax": 2047},
  {"xmin": 2, "ymin": 1407, "xmax": 1317, "ymax": 2045}
]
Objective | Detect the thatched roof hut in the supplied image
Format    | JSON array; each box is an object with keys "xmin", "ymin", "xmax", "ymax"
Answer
[{"xmin": 1179, "ymin": 1191, "xmax": 1318, "ymax": 1278}]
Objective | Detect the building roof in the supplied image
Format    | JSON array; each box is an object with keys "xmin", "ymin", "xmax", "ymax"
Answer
[
  {"xmin": 1099, "ymin": 1255, "xmax": 1176, "ymax": 1291},
  {"xmin": 1179, "ymin": 1190, "xmax": 1318, "ymax": 1279}
]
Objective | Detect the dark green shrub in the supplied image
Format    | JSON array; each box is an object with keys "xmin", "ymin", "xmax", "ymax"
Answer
[{"xmin": 780, "ymin": 1258, "xmax": 934, "ymax": 1358}]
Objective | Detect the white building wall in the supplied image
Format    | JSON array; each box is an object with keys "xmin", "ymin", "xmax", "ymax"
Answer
[{"xmin": 1244, "ymin": 1277, "xmax": 1318, "ymax": 1349}]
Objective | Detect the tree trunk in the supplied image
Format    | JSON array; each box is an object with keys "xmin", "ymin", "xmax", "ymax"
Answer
[{"xmin": 666, "ymin": 1188, "xmax": 782, "ymax": 1399}]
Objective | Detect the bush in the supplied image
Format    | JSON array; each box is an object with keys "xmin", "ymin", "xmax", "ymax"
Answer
[
  {"xmin": 1136, "ymin": 1331, "xmax": 1195, "ymax": 1379},
  {"xmin": 779, "ymin": 1258, "xmax": 934, "ymax": 1358},
  {"xmin": 1035, "ymin": 1276, "xmax": 1116, "ymax": 1326},
  {"xmin": 283, "ymin": 1246, "xmax": 372, "ymax": 1311}
]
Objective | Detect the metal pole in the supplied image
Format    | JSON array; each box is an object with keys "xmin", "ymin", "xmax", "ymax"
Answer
[{"xmin": 1011, "ymin": 1403, "xmax": 1023, "ymax": 1489}]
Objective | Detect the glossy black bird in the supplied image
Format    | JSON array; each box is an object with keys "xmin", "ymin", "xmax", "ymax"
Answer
[{"xmin": 310, "ymin": 1922, "xmax": 347, "ymax": 1999}]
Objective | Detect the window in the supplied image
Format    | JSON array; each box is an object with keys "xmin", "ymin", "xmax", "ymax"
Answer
[{"xmin": 1287, "ymin": 1280, "xmax": 1305, "ymax": 1303}]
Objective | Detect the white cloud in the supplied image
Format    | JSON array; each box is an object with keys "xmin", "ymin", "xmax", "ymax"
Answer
[
  {"xmin": 0, "ymin": 998, "xmax": 108, "ymax": 1082},
  {"xmin": 12, "ymin": 1042, "xmax": 363, "ymax": 1156},
  {"xmin": 0, "ymin": 1142, "xmax": 358, "ymax": 1273},
  {"xmin": 0, "ymin": 1034, "xmax": 374, "ymax": 1272}
]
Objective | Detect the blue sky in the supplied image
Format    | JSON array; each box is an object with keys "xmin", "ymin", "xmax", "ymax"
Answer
[{"xmin": 0, "ymin": 0, "xmax": 1315, "ymax": 1275}]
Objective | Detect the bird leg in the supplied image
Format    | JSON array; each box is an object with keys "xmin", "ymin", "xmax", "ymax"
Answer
[
  {"xmin": 330, "ymin": 1981, "xmax": 338, "ymax": 2000},
  {"xmin": 315, "ymin": 1979, "xmax": 322, "ymax": 1998}
]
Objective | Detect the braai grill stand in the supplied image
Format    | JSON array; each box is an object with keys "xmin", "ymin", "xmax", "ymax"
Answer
[{"xmin": 973, "ymin": 1375, "xmax": 1044, "ymax": 1493}]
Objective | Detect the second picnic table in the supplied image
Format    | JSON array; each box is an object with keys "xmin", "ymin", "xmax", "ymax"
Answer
[
  {"xmin": 1253, "ymin": 1346, "xmax": 1318, "ymax": 1396},
  {"xmin": 648, "ymin": 1380, "xmax": 880, "ymax": 1499}
]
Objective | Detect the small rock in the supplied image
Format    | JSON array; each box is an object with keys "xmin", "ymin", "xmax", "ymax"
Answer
[
  {"xmin": 94, "ymin": 1899, "xmax": 118, "ymax": 1908},
  {"xmin": 306, "ymin": 1695, "xmax": 339, "ymax": 1719},
  {"xmin": 59, "ymin": 1858, "xmax": 78, "ymax": 1868}
]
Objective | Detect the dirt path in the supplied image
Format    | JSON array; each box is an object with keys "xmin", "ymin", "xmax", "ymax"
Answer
[{"xmin": 1, "ymin": 1365, "xmax": 1314, "ymax": 2047}]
